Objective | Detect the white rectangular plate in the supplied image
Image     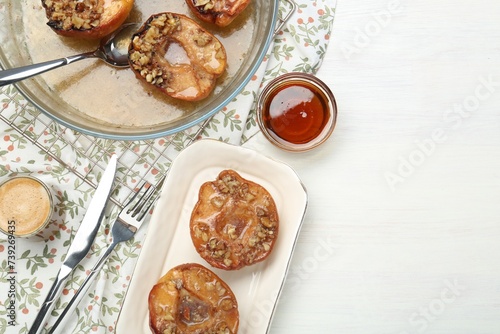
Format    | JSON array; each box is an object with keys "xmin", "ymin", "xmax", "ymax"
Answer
[{"xmin": 115, "ymin": 139, "xmax": 308, "ymax": 333}]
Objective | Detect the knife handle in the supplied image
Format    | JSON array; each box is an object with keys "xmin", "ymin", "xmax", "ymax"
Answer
[
  {"xmin": 49, "ymin": 242, "xmax": 117, "ymax": 334},
  {"xmin": 29, "ymin": 266, "xmax": 72, "ymax": 334}
]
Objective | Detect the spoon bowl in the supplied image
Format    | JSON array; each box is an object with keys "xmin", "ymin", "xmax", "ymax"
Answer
[
  {"xmin": 0, "ymin": 23, "xmax": 139, "ymax": 87},
  {"xmin": 95, "ymin": 23, "xmax": 139, "ymax": 67}
]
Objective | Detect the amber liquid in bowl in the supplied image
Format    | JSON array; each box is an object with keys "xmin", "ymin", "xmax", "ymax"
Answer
[
  {"xmin": 262, "ymin": 82, "xmax": 331, "ymax": 144},
  {"xmin": 258, "ymin": 72, "xmax": 336, "ymax": 152},
  {"xmin": 0, "ymin": 176, "xmax": 52, "ymax": 237}
]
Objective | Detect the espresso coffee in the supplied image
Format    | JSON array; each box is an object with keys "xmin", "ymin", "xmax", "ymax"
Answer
[{"xmin": 0, "ymin": 176, "xmax": 53, "ymax": 237}]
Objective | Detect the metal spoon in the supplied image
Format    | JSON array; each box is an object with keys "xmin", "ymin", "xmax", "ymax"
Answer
[{"xmin": 0, "ymin": 23, "xmax": 139, "ymax": 87}]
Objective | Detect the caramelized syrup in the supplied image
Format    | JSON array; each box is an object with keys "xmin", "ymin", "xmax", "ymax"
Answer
[{"xmin": 262, "ymin": 82, "xmax": 330, "ymax": 144}]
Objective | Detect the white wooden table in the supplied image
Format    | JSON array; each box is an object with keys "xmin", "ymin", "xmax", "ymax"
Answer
[{"xmin": 245, "ymin": 0, "xmax": 500, "ymax": 332}]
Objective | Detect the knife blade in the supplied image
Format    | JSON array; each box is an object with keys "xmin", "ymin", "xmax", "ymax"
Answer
[{"xmin": 28, "ymin": 154, "xmax": 118, "ymax": 334}]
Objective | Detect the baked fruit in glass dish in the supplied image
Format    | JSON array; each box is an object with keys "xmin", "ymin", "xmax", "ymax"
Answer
[
  {"xmin": 128, "ymin": 12, "xmax": 227, "ymax": 101},
  {"xmin": 148, "ymin": 263, "xmax": 239, "ymax": 334},
  {"xmin": 190, "ymin": 170, "xmax": 279, "ymax": 270},
  {"xmin": 185, "ymin": 0, "xmax": 251, "ymax": 27},
  {"xmin": 41, "ymin": 0, "xmax": 134, "ymax": 40}
]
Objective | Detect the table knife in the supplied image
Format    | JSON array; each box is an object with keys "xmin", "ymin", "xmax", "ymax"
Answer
[{"xmin": 28, "ymin": 154, "xmax": 118, "ymax": 334}]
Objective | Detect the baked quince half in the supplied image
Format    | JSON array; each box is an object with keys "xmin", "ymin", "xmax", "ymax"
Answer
[
  {"xmin": 41, "ymin": 0, "xmax": 134, "ymax": 39},
  {"xmin": 186, "ymin": 0, "xmax": 251, "ymax": 27},
  {"xmin": 149, "ymin": 263, "xmax": 239, "ymax": 334},
  {"xmin": 190, "ymin": 170, "xmax": 279, "ymax": 270},
  {"xmin": 128, "ymin": 12, "xmax": 227, "ymax": 101}
]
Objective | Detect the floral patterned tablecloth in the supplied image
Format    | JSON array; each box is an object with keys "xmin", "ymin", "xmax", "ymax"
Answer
[{"xmin": 0, "ymin": 1, "xmax": 336, "ymax": 333}]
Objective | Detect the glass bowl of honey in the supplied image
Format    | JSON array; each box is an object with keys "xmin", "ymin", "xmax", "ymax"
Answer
[{"xmin": 257, "ymin": 72, "xmax": 337, "ymax": 152}]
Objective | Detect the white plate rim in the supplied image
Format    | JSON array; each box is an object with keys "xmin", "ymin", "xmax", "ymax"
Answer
[{"xmin": 115, "ymin": 139, "xmax": 308, "ymax": 333}]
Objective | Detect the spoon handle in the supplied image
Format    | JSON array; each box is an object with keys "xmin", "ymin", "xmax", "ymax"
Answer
[{"xmin": 0, "ymin": 53, "xmax": 93, "ymax": 87}]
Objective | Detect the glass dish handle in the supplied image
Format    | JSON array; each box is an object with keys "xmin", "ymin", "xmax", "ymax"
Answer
[{"xmin": 274, "ymin": 0, "xmax": 297, "ymax": 37}]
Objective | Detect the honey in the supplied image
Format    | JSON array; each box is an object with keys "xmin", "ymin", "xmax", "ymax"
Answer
[
  {"xmin": 262, "ymin": 82, "xmax": 330, "ymax": 144},
  {"xmin": 257, "ymin": 73, "xmax": 337, "ymax": 152}
]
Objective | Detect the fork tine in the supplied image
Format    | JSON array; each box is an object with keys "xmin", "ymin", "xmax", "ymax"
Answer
[
  {"xmin": 123, "ymin": 182, "xmax": 145, "ymax": 210},
  {"xmin": 125, "ymin": 176, "xmax": 165, "ymax": 221},
  {"xmin": 125, "ymin": 183, "xmax": 152, "ymax": 217},
  {"xmin": 137, "ymin": 176, "xmax": 165, "ymax": 220},
  {"xmin": 133, "ymin": 185, "xmax": 155, "ymax": 220}
]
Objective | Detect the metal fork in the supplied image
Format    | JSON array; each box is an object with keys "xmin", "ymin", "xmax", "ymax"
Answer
[{"xmin": 49, "ymin": 179, "xmax": 163, "ymax": 334}]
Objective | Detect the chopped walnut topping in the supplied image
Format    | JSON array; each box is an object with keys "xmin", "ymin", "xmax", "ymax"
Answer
[
  {"xmin": 193, "ymin": 31, "xmax": 213, "ymax": 47},
  {"xmin": 129, "ymin": 14, "xmax": 181, "ymax": 87},
  {"xmin": 220, "ymin": 299, "xmax": 234, "ymax": 311},
  {"xmin": 194, "ymin": 0, "xmax": 211, "ymax": 6},
  {"xmin": 149, "ymin": 263, "xmax": 238, "ymax": 334},
  {"xmin": 187, "ymin": 0, "xmax": 251, "ymax": 27},
  {"xmin": 43, "ymin": 0, "xmax": 103, "ymax": 31},
  {"xmin": 129, "ymin": 12, "xmax": 227, "ymax": 101},
  {"xmin": 226, "ymin": 225, "xmax": 237, "ymax": 240},
  {"xmin": 260, "ymin": 216, "xmax": 276, "ymax": 228},
  {"xmin": 211, "ymin": 196, "xmax": 225, "ymax": 208},
  {"xmin": 190, "ymin": 170, "xmax": 279, "ymax": 270}
]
